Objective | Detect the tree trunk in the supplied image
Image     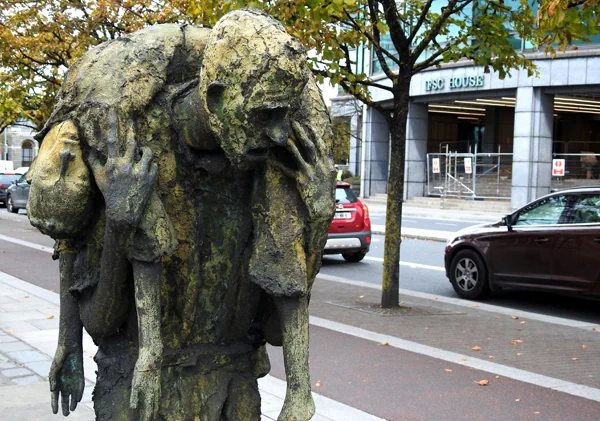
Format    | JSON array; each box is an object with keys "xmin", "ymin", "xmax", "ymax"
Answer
[{"xmin": 381, "ymin": 82, "xmax": 411, "ymax": 308}]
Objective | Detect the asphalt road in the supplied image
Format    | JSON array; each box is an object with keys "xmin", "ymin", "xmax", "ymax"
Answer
[
  {"xmin": 369, "ymin": 213, "xmax": 481, "ymax": 232},
  {"xmin": 2, "ymin": 207, "xmax": 600, "ymax": 420},
  {"xmin": 322, "ymin": 234, "xmax": 600, "ymax": 324},
  {"xmin": 2, "ymin": 207, "xmax": 599, "ymax": 325}
]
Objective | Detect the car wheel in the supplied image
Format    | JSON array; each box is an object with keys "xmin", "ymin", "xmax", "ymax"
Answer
[
  {"xmin": 6, "ymin": 195, "xmax": 18, "ymax": 214},
  {"xmin": 342, "ymin": 251, "xmax": 366, "ymax": 263},
  {"xmin": 449, "ymin": 249, "xmax": 489, "ymax": 299}
]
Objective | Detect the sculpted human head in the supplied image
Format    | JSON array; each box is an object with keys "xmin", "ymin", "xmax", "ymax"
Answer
[{"xmin": 197, "ymin": 9, "xmax": 310, "ymax": 167}]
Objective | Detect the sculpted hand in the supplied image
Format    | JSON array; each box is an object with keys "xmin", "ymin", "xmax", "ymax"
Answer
[
  {"xmin": 278, "ymin": 390, "xmax": 316, "ymax": 421},
  {"xmin": 272, "ymin": 117, "xmax": 336, "ymax": 223},
  {"xmin": 49, "ymin": 343, "xmax": 85, "ymax": 416},
  {"xmin": 130, "ymin": 348, "xmax": 161, "ymax": 421},
  {"xmin": 96, "ymin": 110, "xmax": 158, "ymax": 229}
]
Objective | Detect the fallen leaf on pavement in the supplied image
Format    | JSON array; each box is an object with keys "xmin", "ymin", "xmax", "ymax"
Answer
[
  {"xmin": 582, "ymin": 345, "xmax": 588, "ymax": 350},
  {"xmin": 488, "ymin": 356, "xmax": 495, "ymax": 359},
  {"xmin": 515, "ymin": 340, "xmax": 523, "ymax": 343},
  {"xmin": 434, "ymin": 297, "xmax": 438, "ymax": 300},
  {"xmin": 472, "ymin": 304, "xmax": 479, "ymax": 307},
  {"xmin": 495, "ymin": 376, "xmax": 500, "ymax": 379},
  {"xmin": 474, "ymin": 380, "xmax": 489, "ymax": 386},
  {"xmin": 572, "ymin": 358, "xmax": 578, "ymax": 361},
  {"xmin": 409, "ymin": 265, "xmax": 416, "ymax": 268},
  {"xmin": 517, "ymin": 353, "xmax": 523, "ymax": 356},
  {"xmin": 461, "ymin": 358, "xmax": 467, "ymax": 361},
  {"xmin": 510, "ymin": 341, "xmax": 517, "ymax": 345},
  {"xmin": 445, "ymin": 369, "xmax": 452, "ymax": 372},
  {"xmin": 520, "ymin": 321, "xmax": 526, "ymax": 325},
  {"xmin": 23, "ymin": 295, "xmax": 29, "ymax": 299},
  {"xmin": 472, "ymin": 346, "xmax": 481, "ymax": 351},
  {"xmin": 315, "ymin": 381, "xmax": 322, "ymax": 387},
  {"xmin": 593, "ymin": 328, "xmax": 597, "ymax": 331},
  {"xmin": 516, "ymin": 399, "xmax": 521, "ymax": 402},
  {"xmin": 379, "ymin": 342, "xmax": 389, "ymax": 346},
  {"xmin": 359, "ymin": 295, "xmax": 364, "ymax": 299},
  {"xmin": 534, "ymin": 412, "xmax": 540, "ymax": 415},
  {"xmin": 511, "ymin": 316, "xmax": 519, "ymax": 320},
  {"xmin": 46, "ymin": 315, "xmax": 55, "ymax": 319},
  {"xmin": 5, "ymin": 330, "xmax": 13, "ymax": 334},
  {"xmin": 495, "ymin": 316, "xmax": 500, "ymax": 319}
]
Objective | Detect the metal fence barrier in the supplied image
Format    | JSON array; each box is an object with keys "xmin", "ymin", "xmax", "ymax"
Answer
[
  {"xmin": 427, "ymin": 148, "xmax": 513, "ymax": 200},
  {"xmin": 551, "ymin": 152, "xmax": 600, "ymax": 190}
]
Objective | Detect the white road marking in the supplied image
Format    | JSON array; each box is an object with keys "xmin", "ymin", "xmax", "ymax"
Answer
[
  {"xmin": 310, "ymin": 316, "xmax": 600, "ymax": 403},
  {"xmin": 364, "ymin": 256, "xmax": 446, "ymax": 272},
  {"xmin": 1, "ymin": 232, "xmax": 597, "ymax": 331},
  {"xmin": 316, "ymin": 273, "xmax": 600, "ymax": 331},
  {"xmin": 0, "ymin": 234, "xmax": 53, "ymax": 254}
]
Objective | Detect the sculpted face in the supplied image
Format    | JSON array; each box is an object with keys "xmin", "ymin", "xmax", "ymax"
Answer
[{"xmin": 197, "ymin": 10, "xmax": 309, "ymax": 167}]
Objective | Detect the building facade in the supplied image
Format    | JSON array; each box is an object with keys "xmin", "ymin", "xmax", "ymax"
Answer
[
  {"xmin": 1, "ymin": 124, "xmax": 39, "ymax": 170},
  {"xmin": 331, "ymin": 18, "xmax": 600, "ymax": 211}
]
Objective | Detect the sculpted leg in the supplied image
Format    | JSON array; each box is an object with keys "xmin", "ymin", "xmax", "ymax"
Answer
[{"xmin": 274, "ymin": 296, "xmax": 315, "ymax": 421}]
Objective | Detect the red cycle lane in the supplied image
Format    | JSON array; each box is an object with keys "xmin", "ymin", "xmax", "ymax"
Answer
[{"xmin": 268, "ymin": 325, "xmax": 600, "ymax": 421}]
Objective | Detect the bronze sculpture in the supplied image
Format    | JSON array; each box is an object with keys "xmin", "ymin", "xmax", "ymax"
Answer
[{"xmin": 27, "ymin": 10, "xmax": 335, "ymax": 421}]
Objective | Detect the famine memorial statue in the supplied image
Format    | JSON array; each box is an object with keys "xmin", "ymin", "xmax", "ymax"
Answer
[{"xmin": 26, "ymin": 9, "xmax": 336, "ymax": 421}]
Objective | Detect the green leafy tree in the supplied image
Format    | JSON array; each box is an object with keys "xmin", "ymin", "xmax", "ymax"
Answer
[{"xmin": 332, "ymin": 116, "xmax": 352, "ymax": 165}]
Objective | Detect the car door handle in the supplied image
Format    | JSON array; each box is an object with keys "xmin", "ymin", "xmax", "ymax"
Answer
[{"xmin": 534, "ymin": 237, "xmax": 549, "ymax": 244}]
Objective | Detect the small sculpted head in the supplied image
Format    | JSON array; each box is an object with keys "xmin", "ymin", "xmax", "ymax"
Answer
[
  {"xmin": 27, "ymin": 121, "xmax": 95, "ymax": 239},
  {"xmin": 197, "ymin": 9, "xmax": 310, "ymax": 167}
]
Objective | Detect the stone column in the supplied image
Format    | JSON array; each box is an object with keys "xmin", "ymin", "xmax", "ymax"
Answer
[
  {"xmin": 404, "ymin": 101, "xmax": 429, "ymax": 200},
  {"xmin": 360, "ymin": 107, "xmax": 390, "ymax": 198},
  {"xmin": 511, "ymin": 87, "xmax": 554, "ymax": 209}
]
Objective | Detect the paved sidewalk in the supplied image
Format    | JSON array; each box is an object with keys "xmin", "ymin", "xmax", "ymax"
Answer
[{"xmin": 0, "ymin": 271, "xmax": 383, "ymax": 421}]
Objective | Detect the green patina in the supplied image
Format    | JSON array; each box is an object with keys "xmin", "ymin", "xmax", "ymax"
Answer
[{"xmin": 29, "ymin": 9, "xmax": 335, "ymax": 421}]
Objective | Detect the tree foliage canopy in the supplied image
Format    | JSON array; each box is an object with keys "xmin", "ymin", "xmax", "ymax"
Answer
[{"xmin": 1, "ymin": 1, "xmax": 599, "ymax": 131}]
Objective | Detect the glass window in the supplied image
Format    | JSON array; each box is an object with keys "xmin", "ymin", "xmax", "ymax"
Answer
[
  {"xmin": 514, "ymin": 195, "xmax": 572, "ymax": 226},
  {"xmin": 335, "ymin": 187, "xmax": 358, "ymax": 204},
  {"xmin": 569, "ymin": 195, "xmax": 600, "ymax": 224},
  {"xmin": 22, "ymin": 141, "xmax": 33, "ymax": 166},
  {"xmin": 17, "ymin": 173, "xmax": 27, "ymax": 184}
]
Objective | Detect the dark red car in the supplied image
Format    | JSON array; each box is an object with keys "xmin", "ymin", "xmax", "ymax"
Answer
[
  {"xmin": 445, "ymin": 187, "xmax": 600, "ymax": 299},
  {"xmin": 324, "ymin": 182, "xmax": 371, "ymax": 262}
]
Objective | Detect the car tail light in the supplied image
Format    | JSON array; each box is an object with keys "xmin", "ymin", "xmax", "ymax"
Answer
[
  {"xmin": 362, "ymin": 203, "xmax": 371, "ymax": 230},
  {"xmin": 366, "ymin": 236, "xmax": 371, "ymax": 244},
  {"xmin": 0, "ymin": 184, "xmax": 3, "ymax": 188}
]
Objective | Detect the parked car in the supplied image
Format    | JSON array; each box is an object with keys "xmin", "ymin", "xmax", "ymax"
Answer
[
  {"xmin": 324, "ymin": 181, "xmax": 371, "ymax": 262},
  {"xmin": 6, "ymin": 172, "xmax": 30, "ymax": 213},
  {"xmin": 0, "ymin": 172, "xmax": 21, "ymax": 207},
  {"xmin": 444, "ymin": 186, "xmax": 600, "ymax": 299}
]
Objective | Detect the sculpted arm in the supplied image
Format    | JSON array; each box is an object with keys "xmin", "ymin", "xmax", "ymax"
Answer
[{"xmin": 50, "ymin": 246, "xmax": 85, "ymax": 416}]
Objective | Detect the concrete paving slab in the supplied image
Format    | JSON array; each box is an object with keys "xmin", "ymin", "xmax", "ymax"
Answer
[
  {"xmin": 0, "ymin": 341, "xmax": 31, "ymax": 352},
  {"xmin": 2, "ymin": 367, "xmax": 33, "ymax": 378},
  {"xmin": 12, "ymin": 375, "xmax": 43, "ymax": 386},
  {"xmin": 26, "ymin": 360, "xmax": 51, "ymax": 378},
  {"xmin": 8, "ymin": 349, "xmax": 50, "ymax": 364}
]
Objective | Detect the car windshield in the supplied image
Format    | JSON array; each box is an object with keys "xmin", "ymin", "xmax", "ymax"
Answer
[{"xmin": 336, "ymin": 187, "xmax": 358, "ymax": 204}]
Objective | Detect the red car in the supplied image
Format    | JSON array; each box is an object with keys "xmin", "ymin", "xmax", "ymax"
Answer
[{"xmin": 324, "ymin": 182, "xmax": 371, "ymax": 262}]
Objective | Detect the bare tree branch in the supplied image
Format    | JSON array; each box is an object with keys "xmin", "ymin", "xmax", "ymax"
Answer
[
  {"xmin": 408, "ymin": 0, "xmax": 434, "ymax": 44},
  {"xmin": 410, "ymin": 0, "xmax": 474, "ymax": 64}
]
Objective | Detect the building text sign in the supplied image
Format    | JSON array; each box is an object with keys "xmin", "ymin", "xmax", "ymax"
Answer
[
  {"xmin": 552, "ymin": 159, "xmax": 565, "ymax": 176},
  {"xmin": 425, "ymin": 75, "xmax": 485, "ymax": 91}
]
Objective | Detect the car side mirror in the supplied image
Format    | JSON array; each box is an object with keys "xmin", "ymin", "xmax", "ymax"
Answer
[{"xmin": 505, "ymin": 214, "xmax": 514, "ymax": 232}]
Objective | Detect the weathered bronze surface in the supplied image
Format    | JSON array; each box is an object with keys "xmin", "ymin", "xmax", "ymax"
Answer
[{"xmin": 27, "ymin": 9, "xmax": 335, "ymax": 421}]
